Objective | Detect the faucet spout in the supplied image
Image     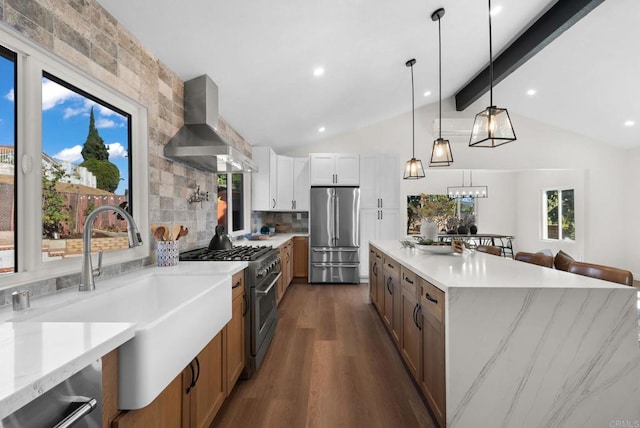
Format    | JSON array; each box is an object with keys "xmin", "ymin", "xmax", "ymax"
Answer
[{"xmin": 80, "ymin": 205, "xmax": 143, "ymax": 291}]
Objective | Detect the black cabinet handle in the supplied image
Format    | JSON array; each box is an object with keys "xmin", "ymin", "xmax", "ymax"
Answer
[
  {"xmin": 425, "ymin": 293, "xmax": 438, "ymax": 304},
  {"xmin": 373, "ymin": 262, "xmax": 378, "ymax": 276},
  {"xmin": 193, "ymin": 356, "xmax": 201, "ymax": 387},
  {"xmin": 387, "ymin": 263, "xmax": 394, "ymax": 269},
  {"xmin": 242, "ymin": 294, "xmax": 248, "ymax": 316},
  {"xmin": 186, "ymin": 361, "xmax": 195, "ymax": 394},
  {"xmin": 386, "ymin": 276, "xmax": 392, "ymax": 294},
  {"xmin": 416, "ymin": 305, "xmax": 422, "ymax": 331},
  {"xmin": 272, "ymin": 198, "xmax": 276, "ymax": 208},
  {"xmin": 412, "ymin": 303, "xmax": 417, "ymax": 326},
  {"xmin": 232, "ymin": 279, "xmax": 242, "ymax": 289},
  {"xmin": 404, "ymin": 276, "xmax": 414, "ymax": 285}
]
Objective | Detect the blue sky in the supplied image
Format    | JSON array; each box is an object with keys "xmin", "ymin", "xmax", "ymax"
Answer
[{"xmin": 0, "ymin": 55, "xmax": 130, "ymax": 195}]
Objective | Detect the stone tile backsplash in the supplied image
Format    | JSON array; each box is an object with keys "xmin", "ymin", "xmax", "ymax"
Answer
[{"xmin": 251, "ymin": 211, "xmax": 309, "ymax": 234}]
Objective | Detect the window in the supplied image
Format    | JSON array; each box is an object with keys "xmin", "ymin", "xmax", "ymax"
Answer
[
  {"xmin": 41, "ymin": 74, "xmax": 132, "ymax": 261},
  {"xmin": 0, "ymin": 26, "xmax": 149, "ymax": 287},
  {"xmin": 217, "ymin": 172, "xmax": 248, "ymax": 236},
  {"xmin": 543, "ymin": 189, "xmax": 575, "ymax": 240},
  {"xmin": 0, "ymin": 46, "xmax": 16, "ymax": 274}
]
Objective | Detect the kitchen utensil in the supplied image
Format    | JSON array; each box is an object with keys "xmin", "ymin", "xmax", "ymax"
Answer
[
  {"xmin": 171, "ymin": 224, "xmax": 181, "ymax": 241},
  {"xmin": 163, "ymin": 226, "xmax": 170, "ymax": 241},
  {"xmin": 150, "ymin": 224, "xmax": 159, "ymax": 237},
  {"xmin": 208, "ymin": 225, "xmax": 232, "ymax": 250},
  {"xmin": 154, "ymin": 226, "xmax": 166, "ymax": 241},
  {"xmin": 178, "ymin": 226, "xmax": 189, "ymax": 239}
]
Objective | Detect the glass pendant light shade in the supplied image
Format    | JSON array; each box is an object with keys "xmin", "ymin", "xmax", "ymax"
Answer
[
  {"xmin": 469, "ymin": 0, "xmax": 516, "ymax": 148},
  {"xmin": 403, "ymin": 58, "xmax": 425, "ymax": 180},
  {"xmin": 430, "ymin": 138, "xmax": 453, "ymax": 166},
  {"xmin": 469, "ymin": 106, "xmax": 516, "ymax": 147},
  {"xmin": 404, "ymin": 157, "xmax": 425, "ymax": 179}
]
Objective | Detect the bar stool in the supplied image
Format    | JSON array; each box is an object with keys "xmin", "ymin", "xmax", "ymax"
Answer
[
  {"xmin": 476, "ymin": 245, "xmax": 502, "ymax": 256},
  {"xmin": 567, "ymin": 261, "xmax": 634, "ymax": 286},
  {"xmin": 514, "ymin": 251, "xmax": 554, "ymax": 268}
]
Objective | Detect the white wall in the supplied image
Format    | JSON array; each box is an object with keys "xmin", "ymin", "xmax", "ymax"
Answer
[{"xmin": 283, "ymin": 97, "xmax": 635, "ymax": 276}]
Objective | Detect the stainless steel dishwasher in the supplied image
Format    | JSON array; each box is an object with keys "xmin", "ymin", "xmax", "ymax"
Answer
[{"xmin": 0, "ymin": 359, "xmax": 102, "ymax": 428}]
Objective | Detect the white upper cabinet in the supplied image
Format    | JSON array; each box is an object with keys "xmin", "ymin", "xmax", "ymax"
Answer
[
  {"xmin": 251, "ymin": 146, "xmax": 278, "ymax": 210},
  {"xmin": 276, "ymin": 156, "xmax": 309, "ymax": 211},
  {"xmin": 360, "ymin": 154, "xmax": 400, "ymax": 209},
  {"xmin": 309, "ymin": 153, "xmax": 360, "ymax": 186},
  {"xmin": 293, "ymin": 157, "xmax": 310, "ymax": 210},
  {"xmin": 275, "ymin": 155, "xmax": 294, "ymax": 210}
]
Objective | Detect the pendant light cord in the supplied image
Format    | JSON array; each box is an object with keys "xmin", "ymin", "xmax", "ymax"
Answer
[
  {"xmin": 488, "ymin": 0, "xmax": 493, "ymax": 107},
  {"xmin": 438, "ymin": 15, "xmax": 442, "ymax": 140},
  {"xmin": 410, "ymin": 63, "xmax": 415, "ymax": 157}
]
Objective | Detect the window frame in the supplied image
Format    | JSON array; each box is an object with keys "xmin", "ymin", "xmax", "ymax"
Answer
[
  {"xmin": 542, "ymin": 187, "xmax": 575, "ymax": 241},
  {"xmin": 217, "ymin": 172, "xmax": 250, "ymax": 238},
  {"xmin": 0, "ymin": 24, "xmax": 149, "ymax": 289}
]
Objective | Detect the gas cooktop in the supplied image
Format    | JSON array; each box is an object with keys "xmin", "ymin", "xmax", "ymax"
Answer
[{"xmin": 179, "ymin": 245, "xmax": 274, "ymax": 262}]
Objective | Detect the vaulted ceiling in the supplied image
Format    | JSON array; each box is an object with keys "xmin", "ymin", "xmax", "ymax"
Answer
[{"xmin": 97, "ymin": 0, "xmax": 640, "ymax": 151}]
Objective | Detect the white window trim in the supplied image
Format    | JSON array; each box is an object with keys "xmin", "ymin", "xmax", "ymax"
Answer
[
  {"xmin": 541, "ymin": 187, "xmax": 575, "ymax": 242},
  {"xmin": 0, "ymin": 23, "xmax": 149, "ymax": 289},
  {"xmin": 223, "ymin": 172, "xmax": 250, "ymax": 238}
]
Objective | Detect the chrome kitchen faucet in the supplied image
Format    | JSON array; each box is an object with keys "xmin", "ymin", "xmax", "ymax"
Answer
[{"xmin": 79, "ymin": 205, "xmax": 143, "ymax": 291}]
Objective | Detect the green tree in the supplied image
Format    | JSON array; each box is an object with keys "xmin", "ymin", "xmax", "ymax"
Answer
[
  {"xmin": 42, "ymin": 164, "xmax": 70, "ymax": 237},
  {"xmin": 80, "ymin": 158, "xmax": 120, "ymax": 193},
  {"xmin": 81, "ymin": 107, "xmax": 109, "ymax": 161}
]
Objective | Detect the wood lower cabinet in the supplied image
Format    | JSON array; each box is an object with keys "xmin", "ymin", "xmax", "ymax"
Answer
[
  {"xmin": 400, "ymin": 277, "xmax": 421, "ymax": 380},
  {"xmin": 225, "ymin": 271, "xmax": 246, "ymax": 396},
  {"xmin": 420, "ymin": 280, "xmax": 446, "ymax": 427},
  {"xmin": 184, "ymin": 331, "xmax": 225, "ymax": 428},
  {"xmin": 369, "ymin": 245, "xmax": 383, "ymax": 311},
  {"xmin": 292, "ymin": 236, "xmax": 308, "ymax": 280},
  {"xmin": 277, "ymin": 240, "xmax": 293, "ymax": 305}
]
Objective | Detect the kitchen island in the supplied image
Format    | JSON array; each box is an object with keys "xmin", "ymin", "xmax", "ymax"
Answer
[{"xmin": 370, "ymin": 240, "xmax": 640, "ymax": 428}]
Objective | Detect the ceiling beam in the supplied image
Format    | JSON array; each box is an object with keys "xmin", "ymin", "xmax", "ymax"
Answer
[{"xmin": 455, "ymin": 0, "xmax": 605, "ymax": 111}]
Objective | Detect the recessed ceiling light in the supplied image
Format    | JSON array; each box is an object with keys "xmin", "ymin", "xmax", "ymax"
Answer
[
  {"xmin": 490, "ymin": 5, "xmax": 502, "ymax": 16},
  {"xmin": 624, "ymin": 120, "xmax": 635, "ymax": 127},
  {"xmin": 313, "ymin": 67, "xmax": 325, "ymax": 77},
  {"xmin": 424, "ymin": 91, "xmax": 432, "ymax": 97},
  {"xmin": 318, "ymin": 126, "xmax": 326, "ymax": 133},
  {"xmin": 526, "ymin": 89, "xmax": 536, "ymax": 96}
]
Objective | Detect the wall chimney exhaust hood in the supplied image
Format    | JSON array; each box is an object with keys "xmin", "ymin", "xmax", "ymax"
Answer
[{"xmin": 164, "ymin": 75, "xmax": 256, "ymax": 173}]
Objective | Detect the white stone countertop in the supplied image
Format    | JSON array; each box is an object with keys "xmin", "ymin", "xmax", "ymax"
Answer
[
  {"xmin": 235, "ymin": 232, "xmax": 307, "ymax": 249},
  {"xmin": 0, "ymin": 321, "xmax": 135, "ymax": 419},
  {"xmin": 0, "ymin": 260, "xmax": 246, "ymax": 417},
  {"xmin": 370, "ymin": 240, "xmax": 633, "ymax": 292}
]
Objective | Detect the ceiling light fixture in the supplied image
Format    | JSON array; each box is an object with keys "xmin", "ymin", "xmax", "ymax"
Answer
[
  {"xmin": 527, "ymin": 89, "xmax": 536, "ymax": 96},
  {"xmin": 318, "ymin": 126, "xmax": 326, "ymax": 132},
  {"xmin": 403, "ymin": 58, "xmax": 425, "ymax": 180},
  {"xmin": 429, "ymin": 8, "xmax": 453, "ymax": 167},
  {"xmin": 424, "ymin": 91, "xmax": 432, "ymax": 97},
  {"xmin": 313, "ymin": 67, "xmax": 325, "ymax": 77},
  {"xmin": 469, "ymin": 0, "xmax": 516, "ymax": 148},
  {"xmin": 447, "ymin": 170, "xmax": 488, "ymax": 199},
  {"xmin": 624, "ymin": 120, "xmax": 635, "ymax": 127},
  {"xmin": 490, "ymin": 5, "xmax": 503, "ymax": 16}
]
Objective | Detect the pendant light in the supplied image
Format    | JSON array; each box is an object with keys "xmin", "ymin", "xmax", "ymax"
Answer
[
  {"xmin": 429, "ymin": 8, "xmax": 454, "ymax": 167},
  {"xmin": 447, "ymin": 170, "xmax": 488, "ymax": 199},
  {"xmin": 469, "ymin": 0, "xmax": 516, "ymax": 147},
  {"xmin": 404, "ymin": 58, "xmax": 425, "ymax": 179}
]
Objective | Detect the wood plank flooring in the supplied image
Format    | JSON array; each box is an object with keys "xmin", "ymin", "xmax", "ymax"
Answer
[{"xmin": 213, "ymin": 282, "xmax": 436, "ymax": 428}]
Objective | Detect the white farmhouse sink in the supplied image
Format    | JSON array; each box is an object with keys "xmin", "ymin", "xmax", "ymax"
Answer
[{"xmin": 26, "ymin": 272, "xmax": 231, "ymax": 409}]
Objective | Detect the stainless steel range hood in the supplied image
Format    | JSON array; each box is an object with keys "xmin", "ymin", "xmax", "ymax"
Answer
[{"xmin": 164, "ymin": 75, "xmax": 256, "ymax": 173}]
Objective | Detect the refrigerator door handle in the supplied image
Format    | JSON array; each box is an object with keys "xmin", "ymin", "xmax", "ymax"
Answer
[
  {"xmin": 330, "ymin": 191, "xmax": 336, "ymax": 246},
  {"xmin": 335, "ymin": 195, "xmax": 340, "ymax": 244},
  {"xmin": 311, "ymin": 248, "xmax": 359, "ymax": 252}
]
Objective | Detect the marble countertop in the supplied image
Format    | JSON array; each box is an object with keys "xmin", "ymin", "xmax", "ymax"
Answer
[
  {"xmin": 0, "ymin": 321, "xmax": 135, "ymax": 419},
  {"xmin": 371, "ymin": 240, "xmax": 634, "ymax": 293},
  {"xmin": 235, "ymin": 232, "xmax": 307, "ymax": 249},
  {"xmin": 0, "ymin": 260, "xmax": 246, "ymax": 417}
]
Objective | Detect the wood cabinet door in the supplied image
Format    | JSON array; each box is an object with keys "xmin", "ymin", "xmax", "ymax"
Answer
[
  {"xmin": 421, "ymin": 283, "xmax": 446, "ymax": 427},
  {"xmin": 293, "ymin": 236, "xmax": 308, "ymax": 278},
  {"xmin": 368, "ymin": 246, "xmax": 378, "ymax": 305},
  {"xmin": 382, "ymin": 272, "xmax": 393, "ymax": 330},
  {"xmin": 226, "ymin": 272, "xmax": 245, "ymax": 396},
  {"xmin": 286, "ymin": 241, "xmax": 293, "ymax": 287},
  {"xmin": 188, "ymin": 331, "xmax": 225, "ymax": 428},
  {"xmin": 391, "ymin": 274, "xmax": 402, "ymax": 346},
  {"xmin": 401, "ymin": 286, "xmax": 421, "ymax": 380},
  {"xmin": 111, "ymin": 374, "xmax": 183, "ymax": 428}
]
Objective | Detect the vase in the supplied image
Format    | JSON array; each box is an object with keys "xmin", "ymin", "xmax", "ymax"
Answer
[
  {"xmin": 470, "ymin": 225, "xmax": 478, "ymax": 234},
  {"xmin": 420, "ymin": 219, "xmax": 438, "ymax": 241},
  {"xmin": 457, "ymin": 225, "xmax": 468, "ymax": 234}
]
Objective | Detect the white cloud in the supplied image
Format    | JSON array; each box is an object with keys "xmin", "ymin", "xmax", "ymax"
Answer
[
  {"xmin": 5, "ymin": 89, "xmax": 14, "ymax": 102},
  {"xmin": 53, "ymin": 145, "xmax": 83, "ymax": 163},
  {"xmin": 96, "ymin": 118, "xmax": 116, "ymax": 129},
  {"xmin": 42, "ymin": 79, "xmax": 81, "ymax": 110},
  {"xmin": 63, "ymin": 106, "xmax": 87, "ymax": 119},
  {"xmin": 108, "ymin": 142, "xmax": 128, "ymax": 159}
]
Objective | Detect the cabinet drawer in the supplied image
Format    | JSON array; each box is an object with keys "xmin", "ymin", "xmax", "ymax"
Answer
[
  {"xmin": 383, "ymin": 255, "xmax": 400, "ymax": 280},
  {"xmin": 401, "ymin": 266, "xmax": 418, "ymax": 295},
  {"xmin": 420, "ymin": 280, "xmax": 444, "ymax": 326},
  {"xmin": 231, "ymin": 271, "xmax": 245, "ymax": 299}
]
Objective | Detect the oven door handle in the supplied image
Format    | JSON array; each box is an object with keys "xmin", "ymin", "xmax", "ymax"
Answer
[
  {"xmin": 312, "ymin": 263, "xmax": 360, "ymax": 268},
  {"xmin": 256, "ymin": 272, "xmax": 281, "ymax": 296}
]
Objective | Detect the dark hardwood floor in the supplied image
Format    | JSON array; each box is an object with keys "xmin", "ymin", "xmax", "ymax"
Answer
[{"xmin": 213, "ymin": 282, "xmax": 436, "ymax": 428}]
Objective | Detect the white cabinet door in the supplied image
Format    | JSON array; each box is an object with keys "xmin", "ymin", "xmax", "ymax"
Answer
[
  {"xmin": 378, "ymin": 209, "xmax": 400, "ymax": 240},
  {"xmin": 276, "ymin": 155, "xmax": 294, "ymax": 210},
  {"xmin": 335, "ymin": 154, "xmax": 360, "ymax": 185},
  {"xmin": 309, "ymin": 154, "xmax": 336, "ymax": 185},
  {"xmin": 379, "ymin": 155, "xmax": 400, "ymax": 209},
  {"xmin": 293, "ymin": 157, "xmax": 310, "ymax": 211},
  {"xmin": 251, "ymin": 146, "xmax": 277, "ymax": 211},
  {"xmin": 359, "ymin": 155, "xmax": 378, "ymax": 209}
]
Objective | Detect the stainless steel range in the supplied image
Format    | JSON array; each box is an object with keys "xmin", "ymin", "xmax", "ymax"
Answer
[{"xmin": 180, "ymin": 245, "xmax": 281, "ymax": 376}]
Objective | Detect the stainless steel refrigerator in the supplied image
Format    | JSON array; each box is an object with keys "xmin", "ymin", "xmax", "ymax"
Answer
[{"xmin": 309, "ymin": 186, "xmax": 360, "ymax": 283}]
